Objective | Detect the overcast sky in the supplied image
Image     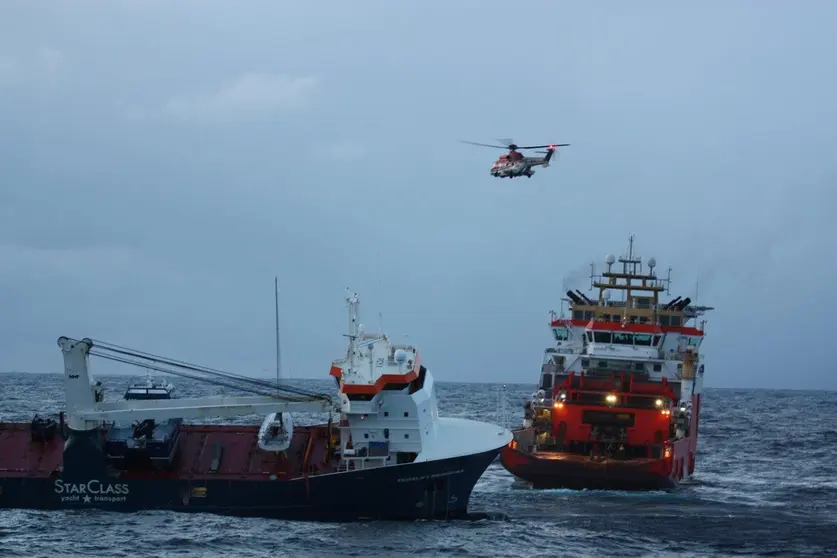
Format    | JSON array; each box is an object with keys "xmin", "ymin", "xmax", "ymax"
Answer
[{"xmin": 1, "ymin": 0, "xmax": 835, "ymax": 390}]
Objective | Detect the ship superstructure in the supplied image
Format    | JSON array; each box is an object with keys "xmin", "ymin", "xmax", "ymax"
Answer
[{"xmin": 501, "ymin": 236, "xmax": 714, "ymax": 490}]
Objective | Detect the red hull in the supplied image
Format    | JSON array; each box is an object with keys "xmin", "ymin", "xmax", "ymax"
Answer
[
  {"xmin": 499, "ymin": 426, "xmax": 696, "ymax": 491},
  {"xmin": 0, "ymin": 422, "xmax": 336, "ymax": 481}
]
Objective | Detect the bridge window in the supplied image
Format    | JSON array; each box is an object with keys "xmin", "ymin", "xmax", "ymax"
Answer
[
  {"xmin": 660, "ymin": 315, "xmax": 670, "ymax": 326},
  {"xmin": 584, "ymin": 311, "xmax": 594, "ymax": 320},
  {"xmin": 687, "ymin": 336, "xmax": 703, "ymax": 348},
  {"xmin": 653, "ymin": 335, "xmax": 661, "ymax": 346},
  {"xmin": 670, "ymin": 316, "xmax": 682, "ymax": 326},
  {"xmin": 553, "ymin": 327, "xmax": 569, "ymax": 341},
  {"xmin": 593, "ymin": 332, "xmax": 611, "ymax": 343},
  {"xmin": 573, "ymin": 310, "xmax": 584, "ymax": 320},
  {"xmin": 612, "ymin": 332, "xmax": 633, "ymax": 345},
  {"xmin": 653, "ymin": 363, "xmax": 662, "ymax": 372},
  {"xmin": 634, "ymin": 334, "xmax": 653, "ymax": 346}
]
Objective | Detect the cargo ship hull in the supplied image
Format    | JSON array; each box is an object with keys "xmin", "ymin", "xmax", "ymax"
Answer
[{"xmin": 0, "ymin": 422, "xmax": 500, "ymax": 521}]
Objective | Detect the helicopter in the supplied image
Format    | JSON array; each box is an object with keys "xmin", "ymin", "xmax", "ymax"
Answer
[{"xmin": 460, "ymin": 139, "xmax": 570, "ymax": 178}]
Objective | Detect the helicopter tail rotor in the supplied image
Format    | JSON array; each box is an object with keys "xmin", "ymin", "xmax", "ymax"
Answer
[{"xmin": 535, "ymin": 144, "xmax": 570, "ymax": 166}]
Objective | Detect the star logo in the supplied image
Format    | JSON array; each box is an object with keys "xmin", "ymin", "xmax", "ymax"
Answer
[{"xmin": 83, "ymin": 495, "xmax": 91, "ymax": 504}]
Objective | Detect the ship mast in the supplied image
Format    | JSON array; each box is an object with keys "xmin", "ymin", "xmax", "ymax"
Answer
[{"xmin": 275, "ymin": 276, "xmax": 282, "ymax": 387}]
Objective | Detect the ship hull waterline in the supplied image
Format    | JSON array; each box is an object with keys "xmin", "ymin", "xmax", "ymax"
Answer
[
  {"xmin": 500, "ymin": 442, "xmax": 679, "ymax": 492},
  {"xmin": 0, "ymin": 443, "xmax": 502, "ymax": 521}
]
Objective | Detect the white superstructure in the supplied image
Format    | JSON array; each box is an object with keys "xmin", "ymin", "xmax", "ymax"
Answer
[{"xmin": 329, "ymin": 290, "xmax": 512, "ymax": 471}]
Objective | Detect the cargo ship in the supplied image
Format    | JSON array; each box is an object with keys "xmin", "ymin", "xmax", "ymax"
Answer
[
  {"xmin": 500, "ymin": 237, "xmax": 713, "ymax": 490},
  {"xmin": 0, "ymin": 290, "xmax": 512, "ymax": 520}
]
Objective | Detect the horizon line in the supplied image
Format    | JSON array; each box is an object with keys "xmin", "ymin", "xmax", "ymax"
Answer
[{"xmin": 1, "ymin": 370, "xmax": 834, "ymax": 393}]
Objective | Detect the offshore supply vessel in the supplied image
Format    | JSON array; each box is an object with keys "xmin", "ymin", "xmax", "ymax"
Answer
[
  {"xmin": 0, "ymin": 291, "xmax": 512, "ymax": 520},
  {"xmin": 500, "ymin": 237, "xmax": 713, "ymax": 490}
]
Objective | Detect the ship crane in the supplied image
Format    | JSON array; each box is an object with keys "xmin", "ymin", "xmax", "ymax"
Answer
[{"xmin": 58, "ymin": 336, "xmax": 335, "ymax": 432}]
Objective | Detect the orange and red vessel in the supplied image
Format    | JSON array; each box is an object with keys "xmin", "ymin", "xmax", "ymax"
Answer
[{"xmin": 500, "ymin": 237, "xmax": 714, "ymax": 490}]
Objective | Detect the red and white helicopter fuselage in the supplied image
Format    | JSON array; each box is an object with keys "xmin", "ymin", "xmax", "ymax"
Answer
[
  {"xmin": 491, "ymin": 154, "xmax": 545, "ymax": 178},
  {"xmin": 461, "ymin": 139, "xmax": 570, "ymax": 180}
]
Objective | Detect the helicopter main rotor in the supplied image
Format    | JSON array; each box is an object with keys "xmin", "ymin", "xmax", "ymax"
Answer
[{"xmin": 460, "ymin": 139, "xmax": 570, "ymax": 151}]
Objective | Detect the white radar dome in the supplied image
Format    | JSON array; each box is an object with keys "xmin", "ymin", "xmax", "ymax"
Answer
[
  {"xmin": 647, "ymin": 257, "xmax": 657, "ymax": 268},
  {"xmin": 602, "ymin": 289, "xmax": 611, "ymax": 300},
  {"xmin": 605, "ymin": 254, "xmax": 616, "ymax": 265},
  {"xmin": 394, "ymin": 349, "xmax": 408, "ymax": 365}
]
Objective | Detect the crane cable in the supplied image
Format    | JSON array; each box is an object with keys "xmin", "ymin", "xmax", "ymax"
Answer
[{"xmin": 86, "ymin": 338, "xmax": 332, "ymax": 404}]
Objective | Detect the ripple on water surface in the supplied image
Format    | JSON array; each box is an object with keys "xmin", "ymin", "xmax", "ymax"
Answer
[{"xmin": 1, "ymin": 376, "xmax": 835, "ymax": 557}]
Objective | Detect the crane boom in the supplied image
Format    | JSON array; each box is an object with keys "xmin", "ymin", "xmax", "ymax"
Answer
[
  {"xmin": 77, "ymin": 396, "xmax": 333, "ymax": 422},
  {"xmin": 58, "ymin": 336, "xmax": 333, "ymax": 431}
]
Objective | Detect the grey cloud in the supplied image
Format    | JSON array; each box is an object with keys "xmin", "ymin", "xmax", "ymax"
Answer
[{"xmin": 1, "ymin": 0, "xmax": 836, "ymax": 391}]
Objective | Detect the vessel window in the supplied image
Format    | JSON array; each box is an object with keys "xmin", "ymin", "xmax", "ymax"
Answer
[
  {"xmin": 653, "ymin": 335, "xmax": 661, "ymax": 346},
  {"xmin": 347, "ymin": 393, "xmax": 375, "ymax": 401},
  {"xmin": 612, "ymin": 332, "xmax": 632, "ymax": 345},
  {"xmin": 593, "ymin": 332, "xmax": 612, "ymax": 343},
  {"xmin": 573, "ymin": 310, "xmax": 584, "ymax": 320},
  {"xmin": 403, "ymin": 411, "xmax": 409, "ymax": 417},
  {"xmin": 634, "ymin": 334, "xmax": 653, "ymax": 346},
  {"xmin": 553, "ymin": 327, "xmax": 569, "ymax": 341},
  {"xmin": 634, "ymin": 362, "xmax": 644, "ymax": 371},
  {"xmin": 653, "ymin": 363, "xmax": 662, "ymax": 372},
  {"xmin": 639, "ymin": 316, "xmax": 648, "ymax": 323},
  {"xmin": 364, "ymin": 433, "xmax": 369, "ymax": 438},
  {"xmin": 584, "ymin": 311, "xmax": 594, "ymax": 320},
  {"xmin": 611, "ymin": 315, "xmax": 620, "ymax": 322},
  {"xmin": 586, "ymin": 332, "xmax": 593, "ymax": 342},
  {"xmin": 384, "ymin": 412, "xmax": 389, "ymax": 417},
  {"xmin": 404, "ymin": 433, "xmax": 409, "ymax": 438},
  {"xmin": 541, "ymin": 374, "xmax": 553, "ymax": 389},
  {"xmin": 581, "ymin": 359, "xmax": 590, "ymax": 367},
  {"xmin": 598, "ymin": 360, "xmax": 608, "ymax": 368},
  {"xmin": 670, "ymin": 316, "xmax": 681, "ymax": 326},
  {"xmin": 688, "ymin": 336, "xmax": 702, "ymax": 347},
  {"xmin": 660, "ymin": 315, "xmax": 670, "ymax": 326}
]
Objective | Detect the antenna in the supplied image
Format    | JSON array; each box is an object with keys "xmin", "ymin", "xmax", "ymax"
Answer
[
  {"xmin": 344, "ymin": 288, "xmax": 360, "ymax": 375},
  {"xmin": 665, "ymin": 266, "xmax": 673, "ymax": 295},
  {"xmin": 588, "ymin": 261, "xmax": 595, "ymax": 291},
  {"xmin": 274, "ymin": 276, "xmax": 282, "ymax": 386},
  {"xmin": 560, "ymin": 275, "xmax": 567, "ymax": 316},
  {"xmin": 376, "ymin": 249, "xmax": 384, "ymax": 335}
]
